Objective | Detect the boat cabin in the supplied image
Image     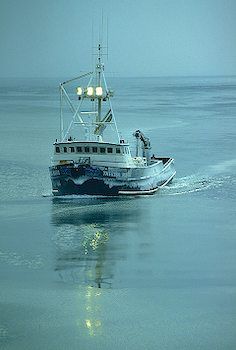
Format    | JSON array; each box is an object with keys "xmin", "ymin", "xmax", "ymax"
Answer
[{"xmin": 52, "ymin": 141, "xmax": 138, "ymax": 168}]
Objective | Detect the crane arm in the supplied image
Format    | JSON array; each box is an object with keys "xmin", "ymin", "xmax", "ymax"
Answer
[{"xmin": 133, "ymin": 130, "xmax": 151, "ymax": 149}]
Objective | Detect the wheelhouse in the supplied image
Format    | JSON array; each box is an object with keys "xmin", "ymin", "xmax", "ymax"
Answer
[{"xmin": 53, "ymin": 141, "xmax": 131, "ymax": 156}]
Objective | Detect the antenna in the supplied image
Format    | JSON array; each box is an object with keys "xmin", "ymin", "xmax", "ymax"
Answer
[
  {"xmin": 101, "ymin": 9, "xmax": 104, "ymax": 45},
  {"xmin": 91, "ymin": 13, "xmax": 109, "ymax": 62},
  {"xmin": 91, "ymin": 19, "xmax": 94, "ymax": 70},
  {"xmin": 106, "ymin": 17, "xmax": 109, "ymax": 60},
  {"xmin": 99, "ymin": 9, "xmax": 104, "ymax": 46}
]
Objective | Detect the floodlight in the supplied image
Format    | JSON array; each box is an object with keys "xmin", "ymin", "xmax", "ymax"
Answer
[
  {"xmin": 95, "ymin": 86, "xmax": 103, "ymax": 96},
  {"xmin": 76, "ymin": 87, "xmax": 83, "ymax": 96},
  {"xmin": 87, "ymin": 87, "xmax": 94, "ymax": 96}
]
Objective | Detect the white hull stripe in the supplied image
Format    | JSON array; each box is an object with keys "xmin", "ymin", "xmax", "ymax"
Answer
[
  {"xmin": 118, "ymin": 187, "xmax": 159, "ymax": 195},
  {"xmin": 118, "ymin": 172, "xmax": 176, "ymax": 195}
]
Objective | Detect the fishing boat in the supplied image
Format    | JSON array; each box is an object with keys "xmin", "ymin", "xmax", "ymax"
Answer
[{"xmin": 49, "ymin": 44, "xmax": 176, "ymax": 196}]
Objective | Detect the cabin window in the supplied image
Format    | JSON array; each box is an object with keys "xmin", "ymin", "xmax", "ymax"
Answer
[
  {"xmin": 92, "ymin": 147, "xmax": 98, "ymax": 153},
  {"xmin": 84, "ymin": 146, "xmax": 90, "ymax": 153},
  {"xmin": 76, "ymin": 146, "xmax": 82, "ymax": 153},
  {"xmin": 55, "ymin": 146, "xmax": 60, "ymax": 153},
  {"xmin": 69, "ymin": 146, "xmax": 75, "ymax": 153},
  {"xmin": 116, "ymin": 148, "xmax": 121, "ymax": 154},
  {"xmin": 100, "ymin": 147, "xmax": 106, "ymax": 153},
  {"xmin": 107, "ymin": 147, "xmax": 113, "ymax": 154},
  {"xmin": 63, "ymin": 147, "xmax": 67, "ymax": 153}
]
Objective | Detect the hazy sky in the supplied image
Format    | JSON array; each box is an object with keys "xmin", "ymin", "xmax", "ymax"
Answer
[{"xmin": 1, "ymin": 0, "xmax": 236, "ymax": 77}]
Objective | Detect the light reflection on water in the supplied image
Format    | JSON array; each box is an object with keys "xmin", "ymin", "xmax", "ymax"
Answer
[
  {"xmin": 51, "ymin": 196, "xmax": 146, "ymax": 337},
  {"xmin": 50, "ymin": 197, "xmax": 146, "ymax": 289},
  {"xmin": 79, "ymin": 285, "xmax": 103, "ymax": 337}
]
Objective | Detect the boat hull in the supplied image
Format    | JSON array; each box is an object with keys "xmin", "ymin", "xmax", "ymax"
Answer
[{"xmin": 49, "ymin": 158, "xmax": 175, "ymax": 196}]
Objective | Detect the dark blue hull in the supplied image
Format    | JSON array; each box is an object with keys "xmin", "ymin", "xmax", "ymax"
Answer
[
  {"xmin": 49, "ymin": 159, "xmax": 175, "ymax": 196},
  {"xmin": 53, "ymin": 177, "xmax": 120, "ymax": 196}
]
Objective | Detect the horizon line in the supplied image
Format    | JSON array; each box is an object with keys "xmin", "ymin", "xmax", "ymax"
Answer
[{"xmin": 1, "ymin": 74, "xmax": 236, "ymax": 80}]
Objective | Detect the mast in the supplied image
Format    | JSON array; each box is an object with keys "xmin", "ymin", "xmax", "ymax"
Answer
[
  {"xmin": 58, "ymin": 42, "xmax": 120, "ymax": 143},
  {"xmin": 97, "ymin": 44, "xmax": 102, "ymax": 124}
]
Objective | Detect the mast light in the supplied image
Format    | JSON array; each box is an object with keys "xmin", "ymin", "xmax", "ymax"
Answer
[
  {"xmin": 87, "ymin": 87, "xmax": 94, "ymax": 96},
  {"xmin": 76, "ymin": 86, "xmax": 109, "ymax": 98},
  {"xmin": 76, "ymin": 87, "xmax": 83, "ymax": 96},
  {"xmin": 95, "ymin": 87, "xmax": 103, "ymax": 96}
]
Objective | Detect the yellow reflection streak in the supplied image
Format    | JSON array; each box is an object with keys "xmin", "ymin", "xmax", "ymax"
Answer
[
  {"xmin": 83, "ymin": 286, "xmax": 102, "ymax": 337},
  {"xmin": 77, "ymin": 225, "xmax": 110, "ymax": 336},
  {"xmin": 82, "ymin": 225, "xmax": 109, "ymax": 255}
]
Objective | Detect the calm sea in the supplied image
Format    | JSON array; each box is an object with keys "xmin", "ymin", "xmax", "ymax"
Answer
[{"xmin": 0, "ymin": 76, "xmax": 236, "ymax": 349}]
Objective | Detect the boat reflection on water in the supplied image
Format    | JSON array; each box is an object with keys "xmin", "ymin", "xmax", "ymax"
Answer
[
  {"xmin": 50, "ymin": 196, "xmax": 142, "ymax": 289},
  {"xmin": 54, "ymin": 218, "xmax": 112, "ymax": 288},
  {"xmin": 50, "ymin": 196, "xmax": 147, "ymax": 336}
]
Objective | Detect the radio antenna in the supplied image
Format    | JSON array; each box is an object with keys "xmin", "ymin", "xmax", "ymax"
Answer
[
  {"xmin": 91, "ymin": 19, "xmax": 94, "ymax": 69},
  {"xmin": 106, "ymin": 17, "xmax": 109, "ymax": 60},
  {"xmin": 99, "ymin": 9, "xmax": 104, "ymax": 46}
]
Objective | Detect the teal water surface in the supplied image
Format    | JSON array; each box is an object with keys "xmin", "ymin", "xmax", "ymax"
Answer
[{"xmin": 0, "ymin": 76, "xmax": 236, "ymax": 349}]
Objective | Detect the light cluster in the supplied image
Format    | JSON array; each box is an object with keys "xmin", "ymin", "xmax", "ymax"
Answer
[{"xmin": 76, "ymin": 86, "xmax": 114, "ymax": 99}]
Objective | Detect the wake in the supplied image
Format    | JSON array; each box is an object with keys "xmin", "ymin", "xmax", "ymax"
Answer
[
  {"xmin": 161, "ymin": 174, "xmax": 228, "ymax": 196},
  {"xmin": 162, "ymin": 158, "xmax": 236, "ymax": 196}
]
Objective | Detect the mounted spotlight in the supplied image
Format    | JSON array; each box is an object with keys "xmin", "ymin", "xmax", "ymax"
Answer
[
  {"xmin": 76, "ymin": 87, "xmax": 83, "ymax": 96},
  {"xmin": 95, "ymin": 86, "xmax": 103, "ymax": 96},
  {"xmin": 86, "ymin": 87, "xmax": 94, "ymax": 96}
]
